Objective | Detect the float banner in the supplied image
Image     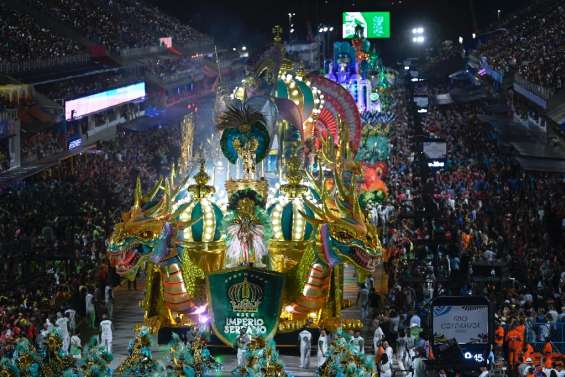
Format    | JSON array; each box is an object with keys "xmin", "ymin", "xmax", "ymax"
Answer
[
  {"xmin": 432, "ymin": 305, "xmax": 489, "ymax": 344},
  {"xmin": 207, "ymin": 267, "xmax": 284, "ymax": 346}
]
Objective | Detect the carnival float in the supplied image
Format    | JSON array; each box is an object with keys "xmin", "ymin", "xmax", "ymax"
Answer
[{"xmin": 106, "ymin": 25, "xmax": 397, "ymax": 348}]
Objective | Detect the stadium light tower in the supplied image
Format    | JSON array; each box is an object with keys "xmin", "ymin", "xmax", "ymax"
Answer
[
  {"xmin": 318, "ymin": 24, "xmax": 335, "ymax": 61},
  {"xmin": 411, "ymin": 26, "xmax": 425, "ymax": 44},
  {"xmin": 412, "ymin": 27, "xmax": 424, "ymax": 35},
  {"xmin": 288, "ymin": 12, "xmax": 296, "ymax": 40}
]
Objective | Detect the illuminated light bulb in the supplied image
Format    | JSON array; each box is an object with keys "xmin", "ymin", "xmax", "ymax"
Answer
[
  {"xmin": 293, "ymin": 100, "xmax": 299, "ymax": 105},
  {"xmin": 291, "ymin": 90, "xmax": 299, "ymax": 96},
  {"xmin": 289, "ymin": 82, "xmax": 296, "ymax": 88},
  {"xmin": 306, "ymin": 81, "xmax": 311, "ymax": 86},
  {"xmin": 314, "ymin": 99, "xmax": 320, "ymax": 104},
  {"xmin": 286, "ymin": 74, "xmax": 292, "ymax": 80}
]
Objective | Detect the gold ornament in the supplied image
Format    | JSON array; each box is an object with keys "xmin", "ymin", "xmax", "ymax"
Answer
[{"xmin": 187, "ymin": 160, "xmax": 215, "ymax": 199}]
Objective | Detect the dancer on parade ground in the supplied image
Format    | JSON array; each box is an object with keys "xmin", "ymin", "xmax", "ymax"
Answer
[
  {"xmin": 350, "ymin": 330, "xmax": 365, "ymax": 354},
  {"xmin": 99, "ymin": 314, "xmax": 113, "ymax": 354},
  {"xmin": 70, "ymin": 331, "xmax": 82, "ymax": 360},
  {"xmin": 235, "ymin": 327, "xmax": 250, "ymax": 367},
  {"xmin": 318, "ymin": 329, "xmax": 329, "ymax": 367},
  {"xmin": 55, "ymin": 311, "xmax": 70, "ymax": 354},
  {"xmin": 85, "ymin": 288, "xmax": 96, "ymax": 329},
  {"xmin": 357, "ymin": 283, "xmax": 370, "ymax": 324},
  {"xmin": 64, "ymin": 307, "xmax": 76, "ymax": 335},
  {"xmin": 299, "ymin": 328, "xmax": 312, "ymax": 368},
  {"xmin": 373, "ymin": 319, "xmax": 385, "ymax": 353}
]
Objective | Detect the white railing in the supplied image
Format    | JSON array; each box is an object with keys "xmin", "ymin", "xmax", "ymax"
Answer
[
  {"xmin": 514, "ymin": 74, "xmax": 555, "ymax": 100},
  {"xmin": 117, "ymin": 45, "xmax": 167, "ymax": 58},
  {"xmin": 0, "ymin": 54, "xmax": 90, "ymax": 73},
  {"xmin": 0, "ymin": 109, "xmax": 18, "ymax": 122}
]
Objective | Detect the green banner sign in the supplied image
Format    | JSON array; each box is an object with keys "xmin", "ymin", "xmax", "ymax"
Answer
[{"xmin": 207, "ymin": 267, "xmax": 285, "ymax": 346}]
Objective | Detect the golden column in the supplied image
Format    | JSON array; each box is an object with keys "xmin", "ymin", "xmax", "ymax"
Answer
[{"xmin": 179, "ymin": 113, "xmax": 194, "ymax": 175}]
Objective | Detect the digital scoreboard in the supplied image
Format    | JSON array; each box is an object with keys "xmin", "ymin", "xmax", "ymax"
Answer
[{"xmin": 342, "ymin": 12, "xmax": 391, "ymax": 39}]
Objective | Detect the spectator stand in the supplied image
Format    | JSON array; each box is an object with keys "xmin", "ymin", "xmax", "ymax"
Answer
[{"xmin": 469, "ymin": 0, "xmax": 565, "ymax": 146}]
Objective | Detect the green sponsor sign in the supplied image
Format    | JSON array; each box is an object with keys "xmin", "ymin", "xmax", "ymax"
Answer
[
  {"xmin": 342, "ymin": 12, "xmax": 391, "ymax": 39},
  {"xmin": 207, "ymin": 267, "xmax": 285, "ymax": 346}
]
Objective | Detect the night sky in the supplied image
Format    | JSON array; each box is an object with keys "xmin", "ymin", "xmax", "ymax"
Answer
[{"xmin": 152, "ymin": 0, "xmax": 529, "ymax": 62}]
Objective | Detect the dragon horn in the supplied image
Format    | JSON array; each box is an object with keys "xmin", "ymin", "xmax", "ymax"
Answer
[
  {"xmin": 145, "ymin": 179, "xmax": 171, "ymax": 218},
  {"xmin": 337, "ymin": 114, "xmax": 354, "ymax": 163},
  {"xmin": 303, "ymin": 197, "xmax": 328, "ymax": 221},
  {"xmin": 352, "ymin": 189, "xmax": 367, "ymax": 226},
  {"xmin": 173, "ymin": 172, "xmax": 192, "ymax": 198},
  {"xmin": 333, "ymin": 166, "xmax": 353, "ymax": 205},
  {"xmin": 298, "ymin": 210, "xmax": 325, "ymax": 226},
  {"xmin": 142, "ymin": 177, "xmax": 163, "ymax": 203},
  {"xmin": 170, "ymin": 164, "xmax": 176, "ymax": 184},
  {"xmin": 133, "ymin": 176, "xmax": 142, "ymax": 208},
  {"xmin": 305, "ymin": 170, "xmax": 322, "ymax": 194}
]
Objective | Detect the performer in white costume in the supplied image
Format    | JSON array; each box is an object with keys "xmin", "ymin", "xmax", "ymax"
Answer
[
  {"xmin": 55, "ymin": 312, "xmax": 70, "ymax": 353},
  {"xmin": 317, "ymin": 329, "xmax": 329, "ymax": 367},
  {"xmin": 99, "ymin": 314, "xmax": 113, "ymax": 353},
  {"xmin": 235, "ymin": 328, "xmax": 250, "ymax": 367},
  {"xmin": 299, "ymin": 328, "xmax": 312, "ymax": 368}
]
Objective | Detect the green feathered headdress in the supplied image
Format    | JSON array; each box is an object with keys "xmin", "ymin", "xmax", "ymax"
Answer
[{"xmin": 217, "ymin": 102, "xmax": 270, "ymax": 164}]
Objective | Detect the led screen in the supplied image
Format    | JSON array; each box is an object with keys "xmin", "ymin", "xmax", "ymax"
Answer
[
  {"xmin": 423, "ymin": 141, "xmax": 447, "ymax": 160},
  {"xmin": 342, "ymin": 12, "xmax": 391, "ymax": 39},
  {"xmin": 413, "ymin": 96, "xmax": 429, "ymax": 108},
  {"xmin": 65, "ymin": 82, "xmax": 146, "ymax": 120}
]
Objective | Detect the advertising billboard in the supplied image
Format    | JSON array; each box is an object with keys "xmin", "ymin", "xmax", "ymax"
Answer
[
  {"xmin": 431, "ymin": 296, "xmax": 493, "ymax": 370},
  {"xmin": 65, "ymin": 82, "xmax": 146, "ymax": 121},
  {"xmin": 342, "ymin": 12, "xmax": 391, "ymax": 39},
  {"xmin": 433, "ymin": 305, "xmax": 489, "ymax": 344}
]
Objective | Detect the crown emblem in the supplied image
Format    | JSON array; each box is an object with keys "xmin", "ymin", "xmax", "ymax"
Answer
[{"xmin": 228, "ymin": 276, "xmax": 262, "ymax": 313}]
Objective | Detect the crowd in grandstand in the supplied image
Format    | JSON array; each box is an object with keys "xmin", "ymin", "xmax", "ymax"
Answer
[
  {"xmin": 0, "ymin": 125, "xmax": 180, "ymax": 356},
  {"xmin": 477, "ymin": 0, "xmax": 565, "ymax": 92},
  {"xmin": 0, "ymin": 4, "xmax": 83, "ymax": 64},
  {"xmin": 20, "ymin": 131, "xmax": 66, "ymax": 162},
  {"xmin": 146, "ymin": 56, "xmax": 199, "ymax": 83},
  {"xmin": 24, "ymin": 0, "xmax": 208, "ymax": 51}
]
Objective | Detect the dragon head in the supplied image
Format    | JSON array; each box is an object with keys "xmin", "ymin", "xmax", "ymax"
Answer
[
  {"xmin": 107, "ymin": 171, "xmax": 197, "ymax": 278},
  {"xmin": 304, "ymin": 168, "xmax": 382, "ymax": 272},
  {"xmin": 107, "ymin": 176, "xmax": 168, "ymax": 277},
  {"xmin": 303, "ymin": 120, "xmax": 383, "ymax": 272}
]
